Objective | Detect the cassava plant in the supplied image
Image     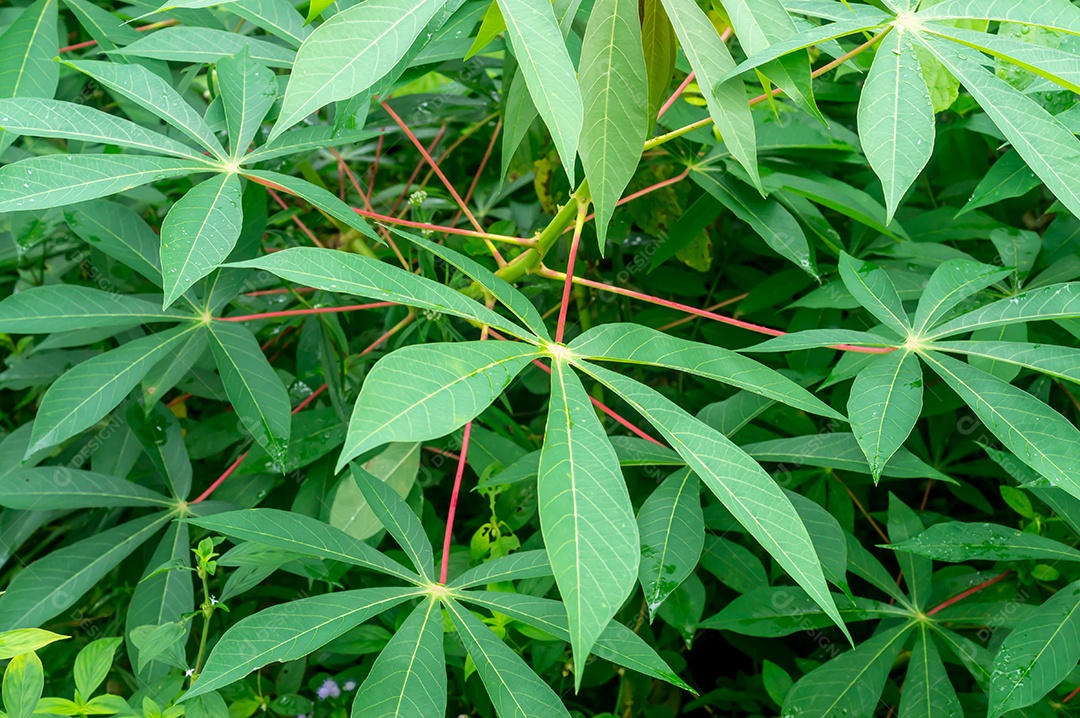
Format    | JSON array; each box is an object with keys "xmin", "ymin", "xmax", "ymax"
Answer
[{"xmin": 2, "ymin": 0, "xmax": 1080, "ymax": 715}]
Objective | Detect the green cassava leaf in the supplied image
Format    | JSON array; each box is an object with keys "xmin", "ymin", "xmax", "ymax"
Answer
[
  {"xmin": 111, "ymin": 27, "xmax": 296, "ymax": 67},
  {"xmin": 0, "ymin": 467, "xmax": 172, "ymax": 509},
  {"xmin": 848, "ymin": 350, "xmax": 923, "ymax": 481},
  {"xmin": 888, "ymin": 520, "xmax": 1080, "ymax": 562},
  {"xmin": 637, "ymin": 468, "xmax": 704, "ymax": 619},
  {"xmin": 913, "ymin": 258, "xmax": 1013, "ymax": 335},
  {"xmin": 886, "ymin": 493, "xmax": 932, "ymax": 608},
  {"xmin": 539, "ymin": 359, "xmax": 638, "ymax": 685},
  {"xmin": 349, "ymin": 463, "xmax": 434, "ymax": 580},
  {"xmin": 217, "ymin": 48, "xmax": 277, "ymax": 159},
  {"xmin": 900, "ymin": 629, "xmax": 963, "ymax": 718},
  {"xmin": 65, "ymin": 200, "xmax": 164, "ymax": 285},
  {"xmin": 839, "ymin": 251, "xmax": 911, "ymax": 338},
  {"xmin": 0, "ymin": 286, "xmax": 178, "ymax": 334},
  {"xmin": 927, "ymin": 282, "xmax": 1080, "ymax": 338},
  {"xmin": 0, "ymin": 0, "xmax": 59, "ymax": 154},
  {"xmin": 915, "ymin": 0, "xmax": 1080, "ymax": 35},
  {"xmin": 932, "ymin": 340, "xmax": 1080, "ymax": 384},
  {"xmin": 448, "ymin": 550, "xmax": 552, "ymax": 589}
]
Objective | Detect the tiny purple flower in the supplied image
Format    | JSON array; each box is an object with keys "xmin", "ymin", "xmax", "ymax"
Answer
[
  {"xmin": 343, "ymin": 680, "xmax": 357, "ymax": 691},
  {"xmin": 316, "ymin": 679, "xmax": 341, "ymax": 700}
]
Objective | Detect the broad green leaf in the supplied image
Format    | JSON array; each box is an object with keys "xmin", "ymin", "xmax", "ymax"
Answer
[
  {"xmin": 857, "ymin": 31, "xmax": 934, "ymax": 223},
  {"xmin": 915, "ymin": 34, "xmax": 1080, "ymax": 221},
  {"xmin": 988, "ymin": 579, "xmax": 1080, "ymax": 716},
  {"xmin": 2, "ymin": 652, "xmax": 43, "ymax": 718},
  {"xmin": 0, "ymin": 98, "xmax": 206, "ymax": 160},
  {"xmin": 65, "ymin": 200, "xmax": 163, "ymax": 285},
  {"xmin": 0, "ymin": 629, "xmax": 67, "ymax": 660},
  {"xmin": 898, "ymin": 629, "xmax": 963, "ymax": 718},
  {"xmin": 73, "ymin": 637, "xmax": 121, "ymax": 697},
  {"xmin": 928, "ymin": 282, "xmax": 1080, "ymax": 338},
  {"xmin": 0, "ymin": 286, "xmax": 177, "ymax": 334},
  {"xmin": 242, "ymin": 125, "xmax": 375, "ymax": 164},
  {"xmin": 933, "ymin": 340, "xmax": 1080, "ymax": 384},
  {"xmin": 457, "ymin": 590, "xmax": 691, "ymax": 690},
  {"xmin": 637, "ymin": 468, "xmax": 704, "ymax": 619},
  {"xmin": 913, "ymin": 258, "xmax": 1012, "ymax": 335},
  {"xmin": 497, "ymin": 0, "xmax": 582, "ymax": 183},
  {"xmin": 845, "ymin": 530, "xmax": 911, "ymax": 604},
  {"xmin": 338, "ymin": 342, "xmax": 537, "ymax": 469},
  {"xmin": 641, "ymin": 0, "xmax": 676, "ymax": 131},
  {"xmin": 161, "ymin": 173, "xmax": 244, "ymax": 307},
  {"xmin": 126, "ymin": 523, "xmax": 193, "ymax": 679},
  {"xmin": 700, "ymin": 587, "xmax": 900, "ymax": 636},
  {"xmin": 990, "ymin": 227, "xmax": 1041, "ymax": 281},
  {"xmin": 0, "ymin": 0, "xmax": 58, "ymax": 154},
  {"xmin": 744, "ymin": 329, "xmax": 898, "ymax": 352},
  {"xmin": 27, "ymin": 325, "xmax": 200, "ymax": 455},
  {"xmin": 112, "ymin": 27, "xmax": 296, "ymax": 68},
  {"xmin": 782, "ymin": 623, "xmax": 913, "ymax": 717},
  {"xmin": 915, "ymin": 0, "xmax": 1080, "ymax": 35},
  {"xmin": 331, "ymin": 443, "xmax": 421, "ymax": 544},
  {"xmin": 129, "ymin": 404, "xmax": 193, "ymax": 499},
  {"xmin": 230, "ymin": 247, "xmax": 534, "ymax": 340},
  {"xmin": 771, "ymin": 171, "xmax": 903, "ymax": 238},
  {"xmin": 839, "ymin": 252, "xmax": 911, "ymax": 338},
  {"xmin": 0, "ymin": 155, "xmax": 205, "ymax": 213},
  {"xmin": 889, "ymin": 521, "xmax": 1080, "ymax": 562},
  {"xmin": 188, "ymin": 509, "xmax": 421, "ymax": 583},
  {"xmin": 723, "ymin": 18, "xmax": 887, "ymax": 79},
  {"xmin": 0, "ymin": 467, "xmax": 172, "ymax": 509},
  {"xmin": 887, "ymin": 493, "xmax": 932, "ymax": 608},
  {"xmin": 217, "ymin": 49, "xmax": 277, "ymax": 159},
  {"xmin": 271, "ymin": 0, "xmax": 440, "ymax": 139},
  {"xmin": 391, "ymin": 229, "xmax": 550, "ymax": 340},
  {"xmin": 928, "ymin": 24, "xmax": 1080, "ymax": 94},
  {"xmin": 64, "ymin": 59, "xmax": 226, "ymax": 158},
  {"xmin": 231, "ymin": 0, "xmax": 311, "ymax": 47},
  {"xmin": 849, "ymin": 350, "xmax": 923, "ymax": 481},
  {"xmin": 569, "ymin": 323, "xmax": 843, "ymax": 420},
  {"xmin": 240, "ymin": 170, "xmax": 377, "ymax": 239},
  {"xmin": 444, "ymin": 598, "xmax": 571, "ymax": 718},
  {"xmin": 699, "ymin": 534, "xmax": 767, "ymax": 594},
  {"xmin": 62, "ymin": 0, "xmax": 140, "ymax": 48},
  {"xmin": 921, "ymin": 351, "xmax": 1080, "ymax": 497},
  {"xmin": 448, "ymin": 550, "xmax": 552, "ymax": 589},
  {"xmin": 786, "ymin": 491, "xmax": 848, "ymax": 592},
  {"xmin": 575, "ymin": 360, "xmax": 848, "ymax": 638},
  {"xmin": 0, "ymin": 513, "xmax": 168, "ymax": 629},
  {"xmin": 958, "ymin": 150, "xmax": 1040, "ymax": 217},
  {"xmin": 661, "ymin": 0, "xmax": 759, "ymax": 188},
  {"xmin": 351, "ymin": 598, "xmax": 445, "ymax": 718},
  {"xmin": 208, "ymin": 321, "xmax": 291, "ymax": 462},
  {"xmin": 578, "ymin": 0, "xmax": 648, "ymax": 246},
  {"xmin": 466, "ymin": 1, "xmax": 506, "ymax": 59},
  {"xmin": 184, "ymin": 588, "xmax": 420, "ymax": 699},
  {"xmin": 934, "ymin": 627, "xmax": 994, "ymax": 691},
  {"xmin": 539, "ymin": 359, "xmax": 638, "ymax": 684},
  {"xmin": 690, "ymin": 169, "xmax": 814, "ymax": 276},
  {"xmin": 141, "ymin": 328, "xmax": 208, "ymax": 413},
  {"xmin": 656, "ymin": 572, "xmax": 705, "ymax": 645},
  {"xmin": 349, "ymin": 463, "xmax": 434, "ymax": 579},
  {"xmin": 741, "ymin": 433, "xmax": 950, "ymax": 480}
]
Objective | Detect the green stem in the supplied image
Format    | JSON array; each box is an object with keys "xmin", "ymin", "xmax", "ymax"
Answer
[
  {"xmin": 192, "ymin": 572, "xmax": 213, "ymax": 683},
  {"xmin": 495, "ymin": 182, "xmax": 590, "ymax": 283}
]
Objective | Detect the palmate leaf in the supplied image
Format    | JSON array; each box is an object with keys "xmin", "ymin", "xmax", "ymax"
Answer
[
  {"xmin": 899, "ymin": 629, "xmax": 963, "ymax": 718},
  {"xmin": 337, "ymin": 341, "xmax": 538, "ymax": 470},
  {"xmin": 661, "ymin": 0, "xmax": 759, "ymax": 189},
  {"xmin": 65, "ymin": 200, "xmax": 164, "ymax": 285},
  {"xmin": 920, "ymin": 351, "xmax": 1080, "ymax": 498},
  {"xmin": 857, "ymin": 31, "xmax": 934, "ymax": 223},
  {"xmin": 958, "ymin": 151, "xmax": 1041, "ymax": 217},
  {"xmin": 568, "ymin": 323, "xmax": 843, "ymax": 420},
  {"xmin": 64, "ymin": 59, "xmax": 226, "ymax": 158},
  {"xmin": 933, "ymin": 340, "xmax": 1080, "ymax": 384},
  {"xmin": 217, "ymin": 48, "xmax": 277, "ymax": 159},
  {"xmin": 448, "ymin": 550, "xmax": 552, "ymax": 589},
  {"xmin": 744, "ymin": 328, "xmax": 898, "ymax": 352},
  {"xmin": 641, "ymin": 0, "xmax": 675, "ymax": 132},
  {"xmin": 782, "ymin": 623, "xmax": 913, "ymax": 718},
  {"xmin": 988, "ymin": 580, "xmax": 1080, "ymax": 717},
  {"xmin": 700, "ymin": 587, "xmax": 901, "ymax": 637},
  {"xmin": 458, "ymin": 590, "xmax": 691, "ymax": 690},
  {"xmin": 0, "ymin": 512, "xmax": 170, "ymax": 629},
  {"xmin": 539, "ymin": 359, "xmax": 638, "ymax": 686},
  {"xmin": 231, "ymin": 247, "xmax": 534, "ymax": 340},
  {"xmin": 240, "ymin": 170, "xmax": 377, "ymax": 239},
  {"xmin": 848, "ymin": 350, "xmax": 923, "ymax": 482},
  {"xmin": 0, "ymin": 98, "xmax": 207, "ymax": 161},
  {"xmin": 497, "ymin": 0, "xmax": 582, "ymax": 184},
  {"xmin": 0, "ymin": 155, "xmax": 207, "ymax": 214},
  {"xmin": 741, "ymin": 433, "xmax": 949, "ymax": 480},
  {"xmin": 0, "ymin": 0, "xmax": 58, "ymax": 154},
  {"xmin": 839, "ymin": 252, "xmax": 911, "ymax": 338},
  {"xmin": 0, "ymin": 467, "xmax": 172, "ymax": 509},
  {"xmin": 187, "ymin": 509, "xmax": 421, "ymax": 583},
  {"xmin": 350, "ymin": 463, "xmax": 434, "ymax": 580},
  {"xmin": 912, "ymin": 258, "xmax": 1012, "ymax": 335},
  {"xmin": 443, "ymin": 598, "xmax": 572, "ymax": 718},
  {"xmin": 914, "ymin": 0, "xmax": 1080, "ymax": 35},
  {"xmin": 574, "ymin": 360, "xmax": 848, "ymax": 638},
  {"xmin": 888, "ymin": 521, "xmax": 1080, "ymax": 563},
  {"xmin": 126, "ymin": 523, "xmax": 192, "ymax": 679},
  {"xmin": 112, "ymin": 27, "xmax": 296, "ymax": 68},
  {"xmin": 183, "ymin": 587, "xmax": 421, "ymax": 699},
  {"xmin": 271, "ymin": 0, "xmax": 440, "ymax": 139},
  {"xmin": 27, "ymin": 324, "xmax": 201, "ymax": 455},
  {"xmin": 927, "ymin": 282, "xmax": 1080, "ymax": 338},
  {"xmin": 914, "ymin": 34, "xmax": 1080, "ymax": 221},
  {"xmin": 161, "ymin": 172, "xmax": 244, "ymax": 307},
  {"xmin": 0, "ymin": 286, "xmax": 180, "ymax": 334},
  {"xmin": 637, "ymin": 468, "xmax": 704, "ymax": 618},
  {"xmin": 351, "ymin": 597, "xmax": 445, "ymax": 718},
  {"xmin": 723, "ymin": 16, "xmax": 888, "ymax": 79},
  {"xmin": 786, "ymin": 491, "xmax": 848, "ymax": 592},
  {"xmin": 578, "ymin": 0, "xmax": 648, "ymax": 247},
  {"xmin": 207, "ymin": 321, "xmax": 291, "ymax": 462},
  {"xmin": 887, "ymin": 494, "xmax": 931, "ymax": 609},
  {"xmin": 331, "ymin": 443, "xmax": 420, "ymax": 542},
  {"xmin": 230, "ymin": 0, "xmax": 311, "ymax": 47}
]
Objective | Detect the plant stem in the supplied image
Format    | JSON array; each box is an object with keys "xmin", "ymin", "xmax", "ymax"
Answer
[
  {"xmin": 555, "ymin": 201, "xmax": 589, "ymax": 343},
  {"xmin": 217, "ymin": 302, "xmax": 395, "ymax": 322},
  {"xmin": 496, "ymin": 185, "xmax": 590, "ymax": 283},
  {"xmin": 192, "ymin": 571, "xmax": 213, "ymax": 682},
  {"xmin": 926, "ymin": 570, "xmax": 1011, "ymax": 616},
  {"xmin": 439, "ymin": 421, "xmax": 473, "ymax": 584},
  {"xmin": 352, "ymin": 207, "xmax": 534, "ymax": 246}
]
